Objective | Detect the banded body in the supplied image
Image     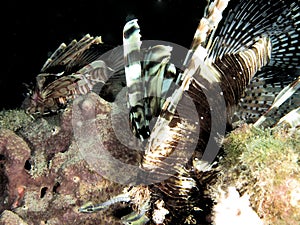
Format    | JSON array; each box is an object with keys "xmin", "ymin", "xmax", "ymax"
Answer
[
  {"xmin": 123, "ymin": 19, "xmax": 145, "ymax": 139},
  {"xmin": 121, "ymin": 0, "xmax": 299, "ymax": 224}
]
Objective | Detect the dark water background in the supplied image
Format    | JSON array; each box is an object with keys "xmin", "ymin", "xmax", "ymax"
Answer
[{"xmin": 2, "ymin": 0, "xmax": 209, "ymax": 110}]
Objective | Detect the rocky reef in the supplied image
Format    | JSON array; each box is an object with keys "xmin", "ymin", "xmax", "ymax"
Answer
[
  {"xmin": 0, "ymin": 93, "xmax": 133, "ymax": 225},
  {"xmin": 0, "ymin": 93, "xmax": 299, "ymax": 225}
]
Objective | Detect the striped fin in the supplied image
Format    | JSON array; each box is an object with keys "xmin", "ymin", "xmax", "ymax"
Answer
[
  {"xmin": 25, "ymin": 75, "xmax": 80, "ymax": 114},
  {"xmin": 208, "ymin": 0, "xmax": 300, "ymax": 62},
  {"xmin": 142, "ymin": 45, "xmax": 175, "ymax": 131},
  {"xmin": 276, "ymin": 106, "xmax": 300, "ymax": 129},
  {"xmin": 84, "ymin": 46, "xmax": 127, "ymax": 102},
  {"xmin": 123, "ymin": 20, "xmax": 178, "ymax": 140},
  {"xmin": 176, "ymin": 0, "xmax": 230, "ymax": 84},
  {"xmin": 140, "ymin": 113, "xmax": 200, "ymax": 215},
  {"xmin": 191, "ymin": 0, "xmax": 230, "ymax": 50},
  {"xmin": 27, "ymin": 34, "xmax": 114, "ymax": 115},
  {"xmin": 214, "ymin": 36, "xmax": 272, "ymax": 119},
  {"xmin": 40, "ymin": 75, "xmax": 79, "ymax": 99},
  {"xmin": 71, "ymin": 47, "xmax": 128, "ymax": 99},
  {"xmin": 27, "ymin": 59, "xmax": 113, "ymax": 115},
  {"xmin": 254, "ymin": 76, "xmax": 300, "ymax": 127},
  {"xmin": 208, "ymin": 0, "xmax": 300, "ymax": 125},
  {"xmin": 269, "ymin": 1, "xmax": 300, "ymax": 69},
  {"xmin": 152, "ymin": 165, "xmax": 198, "ymax": 211},
  {"xmin": 41, "ymin": 34, "xmax": 105, "ymax": 74},
  {"xmin": 123, "ymin": 19, "xmax": 146, "ymax": 140},
  {"xmin": 234, "ymin": 68, "xmax": 300, "ymax": 124}
]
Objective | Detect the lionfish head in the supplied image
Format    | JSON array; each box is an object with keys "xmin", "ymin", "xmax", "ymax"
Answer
[{"xmin": 23, "ymin": 73, "xmax": 63, "ymax": 115}]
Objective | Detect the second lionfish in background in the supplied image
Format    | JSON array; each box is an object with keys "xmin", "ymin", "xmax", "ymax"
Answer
[{"xmin": 25, "ymin": 0, "xmax": 299, "ymax": 224}]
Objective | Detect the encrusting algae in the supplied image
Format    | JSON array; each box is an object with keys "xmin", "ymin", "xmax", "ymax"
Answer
[{"xmin": 0, "ymin": 110, "xmax": 33, "ymax": 132}]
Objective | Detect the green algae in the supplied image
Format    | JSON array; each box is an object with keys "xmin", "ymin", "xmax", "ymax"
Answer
[{"xmin": 209, "ymin": 124, "xmax": 300, "ymax": 224}]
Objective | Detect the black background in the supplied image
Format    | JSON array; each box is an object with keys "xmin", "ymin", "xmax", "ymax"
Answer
[{"xmin": 3, "ymin": 0, "xmax": 207, "ymax": 109}]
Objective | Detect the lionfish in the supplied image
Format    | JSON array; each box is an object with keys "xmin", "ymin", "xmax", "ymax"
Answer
[{"xmin": 25, "ymin": 0, "xmax": 299, "ymax": 224}]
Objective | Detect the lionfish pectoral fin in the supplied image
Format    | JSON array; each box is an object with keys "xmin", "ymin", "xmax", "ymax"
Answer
[
  {"xmin": 276, "ymin": 107, "xmax": 300, "ymax": 129},
  {"xmin": 224, "ymin": 0, "xmax": 299, "ymax": 126},
  {"xmin": 254, "ymin": 76, "xmax": 300, "ymax": 128}
]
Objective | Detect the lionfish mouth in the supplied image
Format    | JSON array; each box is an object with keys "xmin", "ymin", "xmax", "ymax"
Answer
[{"xmin": 26, "ymin": 0, "xmax": 299, "ymax": 224}]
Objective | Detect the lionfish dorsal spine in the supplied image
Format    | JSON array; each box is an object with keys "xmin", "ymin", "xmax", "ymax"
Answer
[
  {"xmin": 143, "ymin": 0, "xmax": 232, "ymax": 157},
  {"xmin": 142, "ymin": 45, "xmax": 174, "ymax": 125},
  {"xmin": 123, "ymin": 19, "xmax": 147, "ymax": 140},
  {"xmin": 191, "ymin": 0, "xmax": 230, "ymax": 50},
  {"xmin": 175, "ymin": 0, "xmax": 230, "ymax": 86}
]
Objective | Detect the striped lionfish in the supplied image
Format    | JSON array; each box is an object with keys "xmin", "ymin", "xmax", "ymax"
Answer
[{"xmin": 25, "ymin": 0, "xmax": 299, "ymax": 224}]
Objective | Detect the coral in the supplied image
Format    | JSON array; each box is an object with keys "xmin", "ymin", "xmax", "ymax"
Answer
[
  {"xmin": 13, "ymin": 141, "xmax": 125, "ymax": 225},
  {"xmin": 208, "ymin": 124, "xmax": 300, "ymax": 225},
  {"xmin": 0, "ymin": 129, "xmax": 31, "ymax": 210},
  {"xmin": 0, "ymin": 210, "xmax": 28, "ymax": 225},
  {"xmin": 0, "ymin": 94, "xmax": 136, "ymax": 224},
  {"xmin": 19, "ymin": 107, "xmax": 73, "ymax": 157},
  {"xmin": 72, "ymin": 93, "xmax": 141, "ymax": 183}
]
